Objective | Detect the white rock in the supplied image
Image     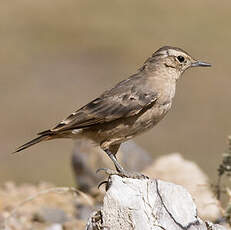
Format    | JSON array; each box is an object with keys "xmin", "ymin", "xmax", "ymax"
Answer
[{"xmin": 86, "ymin": 176, "xmax": 226, "ymax": 230}]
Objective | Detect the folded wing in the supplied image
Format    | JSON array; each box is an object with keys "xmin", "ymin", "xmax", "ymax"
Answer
[{"xmin": 49, "ymin": 75, "xmax": 158, "ymax": 133}]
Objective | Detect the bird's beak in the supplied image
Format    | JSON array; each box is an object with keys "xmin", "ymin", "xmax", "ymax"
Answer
[{"xmin": 191, "ymin": 61, "xmax": 211, "ymax": 67}]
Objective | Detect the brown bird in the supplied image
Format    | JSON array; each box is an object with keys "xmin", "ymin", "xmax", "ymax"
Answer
[{"xmin": 14, "ymin": 46, "xmax": 211, "ymax": 178}]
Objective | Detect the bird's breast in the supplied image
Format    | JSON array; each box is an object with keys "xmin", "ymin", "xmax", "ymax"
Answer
[
  {"xmin": 138, "ymin": 101, "xmax": 172, "ymax": 128},
  {"xmin": 156, "ymin": 80, "xmax": 176, "ymax": 105}
]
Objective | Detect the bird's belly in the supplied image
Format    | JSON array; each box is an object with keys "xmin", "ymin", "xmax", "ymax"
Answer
[
  {"xmin": 83, "ymin": 102, "xmax": 172, "ymax": 147},
  {"xmin": 126, "ymin": 103, "xmax": 172, "ymax": 136}
]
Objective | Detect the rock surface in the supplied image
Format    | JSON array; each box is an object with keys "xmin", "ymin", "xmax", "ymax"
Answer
[
  {"xmin": 143, "ymin": 153, "xmax": 221, "ymax": 221},
  {"xmin": 86, "ymin": 175, "xmax": 226, "ymax": 230}
]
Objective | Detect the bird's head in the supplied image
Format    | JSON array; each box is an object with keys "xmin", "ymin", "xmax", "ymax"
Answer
[{"xmin": 142, "ymin": 46, "xmax": 211, "ymax": 79}]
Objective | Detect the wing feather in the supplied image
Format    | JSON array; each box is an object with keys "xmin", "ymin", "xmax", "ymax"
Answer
[{"xmin": 50, "ymin": 74, "xmax": 158, "ymax": 132}]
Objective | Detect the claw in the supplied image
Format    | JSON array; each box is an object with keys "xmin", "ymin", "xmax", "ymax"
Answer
[
  {"xmin": 96, "ymin": 168, "xmax": 119, "ymax": 176},
  {"xmin": 96, "ymin": 168, "xmax": 105, "ymax": 174},
  {"xmin": 97, "ymin": 180, "xmax": 108, "ymax": 189},
  {"xmin": 96, "ymin": 167, "xmax": 149, "ymax": 179},
  {"xmin": 96, "ymin": 168, "xmax": 112, "ymax": 174},
  {"xmin": 97, "ymin": 179, "xmax": 112, "ymax": 191}
]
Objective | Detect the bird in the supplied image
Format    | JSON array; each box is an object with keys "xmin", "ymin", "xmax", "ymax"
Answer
[{"xmin": 14, "ymin": 46, "xmax": 211, "ymax": 178}]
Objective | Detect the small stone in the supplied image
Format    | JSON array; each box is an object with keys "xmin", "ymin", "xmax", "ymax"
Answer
[
  {"xmin": 33, "ymin": 207, "xmax": 68, "ymax": 224},
  {"xmin": 46, "ymin": 223, "xmax": 63, "ymax": 230}
]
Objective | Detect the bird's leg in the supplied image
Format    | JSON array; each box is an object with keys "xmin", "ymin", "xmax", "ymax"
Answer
[
  {"xmin": 105, "ymin": 149, "xmax": 124, "ymax": 172},
  {"xmin": 97, "ymin": 145, "xmax": 149, "ymax": 179}
]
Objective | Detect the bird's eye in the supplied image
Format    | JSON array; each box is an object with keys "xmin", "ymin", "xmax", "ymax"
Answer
[{"xmin": 177, "ymin": 55, "xmax": 185, "ymax": 63}]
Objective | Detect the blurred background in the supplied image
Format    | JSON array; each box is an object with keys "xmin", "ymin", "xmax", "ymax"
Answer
[{"xmin": 1, "ymin": 0, "xmax": 230, "ymax": 186}]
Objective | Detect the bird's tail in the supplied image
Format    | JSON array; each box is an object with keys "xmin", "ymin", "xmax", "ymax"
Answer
[{"xmin": 13, "ymin": 132, "xmax": 51, "ymax": 153}]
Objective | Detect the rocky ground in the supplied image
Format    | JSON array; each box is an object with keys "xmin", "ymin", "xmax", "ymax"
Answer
[{"xmin": 0, "ymin": 141, "xmax": 229, "ymax": 229}]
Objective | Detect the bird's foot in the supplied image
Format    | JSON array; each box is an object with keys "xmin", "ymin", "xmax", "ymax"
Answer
[{"xmin": 96, "ymin": 168, "xmax": 149, "ymax": 179}]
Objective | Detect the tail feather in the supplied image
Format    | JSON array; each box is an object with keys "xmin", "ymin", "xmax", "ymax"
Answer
[
  {"xmin": 37, "ymin": 129, "xmax": 52, "ymax": 136},
  {"xmin": 13, "ymin": 135, "xmax": 50, "ymax": 153}
]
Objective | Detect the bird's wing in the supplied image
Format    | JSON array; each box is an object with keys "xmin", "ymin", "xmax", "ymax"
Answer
[{"xmin": 48, "ymin": 75, "xmax": 158, "ymax": 133}]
